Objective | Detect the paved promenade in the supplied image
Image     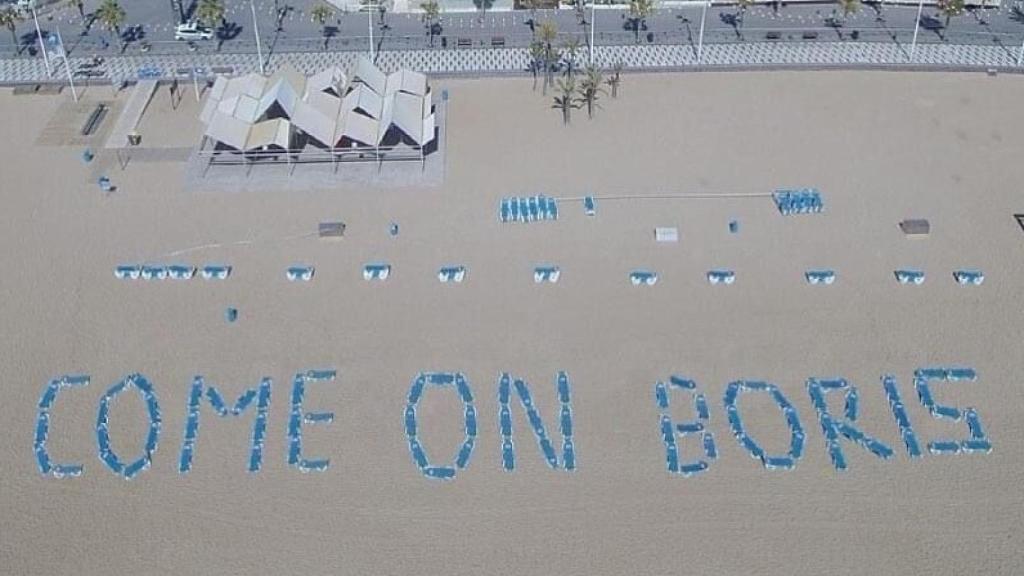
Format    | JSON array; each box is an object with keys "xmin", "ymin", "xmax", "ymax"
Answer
[{"xmin": 2, "ymin": 40, "xmax": 1021, "ymax": 85}]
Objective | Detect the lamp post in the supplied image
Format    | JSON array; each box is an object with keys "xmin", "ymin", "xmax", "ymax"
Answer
[
  {"xmin": 909, "ymin": 0, "xmax": 924, "ymax": 62},
  {"xmin": 697, "ymin": 0, "xmax": 709, "ymax": 64},
  {"xmin": 250, "ymin": 0, "xmax": 265, "ymax": 74},
  {"xmin": 56, "ymin": 26, "xmax": 77, "ymax": 101},
  {"xmin": 589, "ymin": 0, "xmax": 595, "ymax": 64},
  {"xmin": 1018, "ymin": 34, "xmax": 1024, "ymax": 67},
  {"xmin": 29, "ymin": 1, "xmax": 51, "ymax": 77},
  {"xmin": 368, "ymin": 0, "xmax": 375, "ymax": 60}
]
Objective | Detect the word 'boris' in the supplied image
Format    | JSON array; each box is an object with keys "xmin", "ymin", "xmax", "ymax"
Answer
[{"xmin": 33, "ymin": 368, "xmax": 992, "ymax": 481}]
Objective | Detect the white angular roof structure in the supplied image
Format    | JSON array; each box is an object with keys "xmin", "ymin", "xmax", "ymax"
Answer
[{"xmin": 199, "ymin": 58, "xmax": 435, "ymax": 152}]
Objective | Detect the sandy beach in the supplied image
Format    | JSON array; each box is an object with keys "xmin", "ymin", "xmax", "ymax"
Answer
[{"xmin": 1, "ymin": 70, "xmax": 1023, "ymax": 575}]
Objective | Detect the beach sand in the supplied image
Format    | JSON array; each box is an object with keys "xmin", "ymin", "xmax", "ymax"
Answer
[{"xmin": 1, "ymin": 70, "xmax": 1023, "ymax": 575}]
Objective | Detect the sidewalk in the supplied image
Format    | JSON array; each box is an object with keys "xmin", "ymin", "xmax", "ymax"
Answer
[{"xmin": 2, "ymin": 40, "xmax": 1020, "ymax": 86}]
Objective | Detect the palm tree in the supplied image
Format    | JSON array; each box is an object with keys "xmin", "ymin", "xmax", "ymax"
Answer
[
  {"xmin": 0, "ymin": 7, "xmax": 21, "ymax": 50},
  {"xmin": 420, "ymin": 0, "xmax": 440, "ymax": 47},
  {"xmin": 66, "ymin": 0, "xmax": 85, "ymax": 20},
  {"xmin": 196, "ymin": 0, "xmax": 225, "ymax": 29},
  {"xmin": 576, "ymin": 65, "xmax": 604, "ymax": 119},
  {"xmin": 521, "ymin": 0, "xmax": 540, "ymax": 35},
  {"xmin": 937, "ymin": 0, "xmax": 965, "ymax": 29},
  {"xmin": 95, "ymin": 0, "xmax": 126, "ymax": 50},
  {"xmin": 835, "ymin": 0, "xmax": 860, "ymax": 25},
  {"xmin": 605, "ymin": 60, "xmax": 622, "ymax": 98},
  {"xmin": 537, "ymin": 19, "xmax": 559, "ymax": 95},
  {"xmin": 311, "ymin": 3, "xmax": 335, "ymax": 49},
  {"xmin": 552, "ymin": 76, "xmax": 578, "ymax": 125},
  {"xmin": 628, "ymin": 0, "xmax": 654, "ymax": 43},
  {"xmin": 562, "ymin": 36, "xmax": 581, "ymax": 79},
  {"xmin": 528, "ymin": 40, "xmax": 544, "ymax": 91},
  {"xmin": 170, "ymin": 0, "xmax": 184, "ymax": 24}
]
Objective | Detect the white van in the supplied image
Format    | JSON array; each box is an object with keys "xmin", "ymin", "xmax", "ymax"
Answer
[{"xmin": 174, "ymin": 22, "xmax": 214, "ymax": 41}]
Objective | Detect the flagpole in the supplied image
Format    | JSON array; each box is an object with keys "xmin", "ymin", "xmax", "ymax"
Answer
[
  {"xmin": 30, "ymin": 3, "xmax": 52, "ymax": 77},
  {"xmin": 250, "ymin": 0, "xmax": 265, "ymax": 74},
  {"xmin": 57, "ymin": 26, "xmax": 78, "ymax": 102}
]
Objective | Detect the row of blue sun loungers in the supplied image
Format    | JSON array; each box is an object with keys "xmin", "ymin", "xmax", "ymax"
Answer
[
  {"xmin": 805, "ymin": 270, "xmax": 836, "ymax": 285},
  {"xmin": 438, "ymin": 266, "xmax": 466, "ymax": 283},
  {"xmin": 363, "ymin": 264, "xmax": 391, "ymax": 281},
  {"xmin": 534, "ymin": 266, "xmax": 560, "ymax": 283},
  {"xmin": 707, "ymin": 270, "xmax": 735, "ymax": 285},
  {"xmin": 285, "ymin": 371, "xmax": 335, "ymax": 473},
  {"xmin": 286, "ymin": 266, "xmax": 314, "ymax": 282},
  {"xmin": 497, "ymin": 373, "xmax": 575, "ymax": 471},
  {"xmin": 499, "ymin": 196, "xmax": 559, "ymax": 223},
  {"xmin": 724, "ymin": 380, "xmax": 805, "ymax": 470},
  {"xmin": 94, "ymin": 374, "xmax": 162, "ymax": 480},
  {"xmin": 913, "ymin": 368, "xmax": 992, "ymax": 455},
  {"xmin": 807, "ymin": 378, "xmax": 894, "ymax": 470},
  {"xmin": 404, "ymin": 372, "xmax": 478, "ymax": 480},
  {"xmin": 655, "ymin": 377, "xmax": 717, "ymax": 476},
  {"xmin": 630, "ymin": 270, "xmax": 658, "ymax": 286},
  {"xmin": 114, "ymin": 264, "xmax": 230, "ymax": 280},
  {"xmin": 34, "ymin": 375, "xmax": 90, "ymax": 478},
  {"xmin": 774, "ymin": 188, "xmax": 823, "ymax": 215}
]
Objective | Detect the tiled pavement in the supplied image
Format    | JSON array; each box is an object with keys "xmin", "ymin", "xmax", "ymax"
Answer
[{"xmin": 2, "ymin": 41, "xmax": 1021, "ymax": 85}]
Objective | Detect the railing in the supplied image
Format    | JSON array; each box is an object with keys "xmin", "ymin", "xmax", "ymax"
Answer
[{"xmin": 1, "ymin": 26, "xmax": 1022, "ymax": 59}]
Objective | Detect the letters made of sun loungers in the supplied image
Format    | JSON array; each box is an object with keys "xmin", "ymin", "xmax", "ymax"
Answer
[
  {"xmin": 32, "ymin": 368, "xmax": 993, "ymax": 480},
  {"xmin": 96, "ymin": 374, "xmax": 162, "ymax": 480},
  {"xmin": 34, "ymin": 375, "xmax": 90, "ymax": 478},
  {"xmin": 807, "ymin": 378, "xmax": 893, "ymax": 471},
  {"xmin": 287, "ymin": 370, "xmax": 336, "ymax": 473},
  {"xmin": 773, "ymin": 188, "xmax": 823, "ymax": 215},
  {"xmin": 499, "ymin": 195, "xmax": 559, "ymax": 223},
  {"xmin": 914, "ymin": 368, "xmax": 992, "ymax": 455},
  {"xmin": 724, "ymin": 381, "xmax": 805, "ymax": 470},
  {"xmin": 404, "ymin": 372, "xmax": 478, "ymax": 480},
  {"xmin": 655, "ymin": 376, "xmax": 717, "ymax": 477},
  {"xmin": 178, "ymin": 376, "xmax": 272, "ymax": 474},
  {"xmin": 498, "ymin": 372, "xmax": 575, "ymax": 472}
]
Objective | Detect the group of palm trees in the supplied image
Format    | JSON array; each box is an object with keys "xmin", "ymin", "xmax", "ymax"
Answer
[{"xmin": 527, "ymin": 19, "xmax": 623, "ymax": 125}]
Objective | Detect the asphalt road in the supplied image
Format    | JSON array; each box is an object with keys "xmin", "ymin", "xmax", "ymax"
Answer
[{"xmin": 4, "ymin": 0, "xmax": 1024, "ymax": 58}]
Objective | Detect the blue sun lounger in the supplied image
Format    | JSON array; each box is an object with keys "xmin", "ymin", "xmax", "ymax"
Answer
[
  {"xmin": 141, "ymin": 265, "xmax": 167, "ymax": 280},
  {"xmin": 200, "ymin": 265, "xmax": 231, "ymax": 280},
  {"xmin": 584, "ymin": 196, "xmax": 596, "ymax": 216},
  {"xmin": 363, "ymin": 263, "xmax": 391, "ymax": 281},
  {"xmin": 895, "ymin": 269, "xmax": 925, "ymax": 285},
  {"xmin": 286, "ymin": 266, "xmax": 315, "ymax": 282},
  {"xmin": 534, "ymin": 266, "xmax": 560, "ymax": 283},
  {"xmin": 114, "ymin": 265, "xmax": 141, "ymax": 280},
  {"xmin": 953, "ymin": 270, "xmax": 984, "ymax": 285},
  {"xmin": 630, "ymin": 270, "xmax": 658, "ymax": 286},
  {"xmin": 707, "ymin": 270, "xmax": 735, "ymax": 285},
  {"xmin": 438, "ymin": 266, "xmax": 466, "ymax": 283},
  {"xmin": 805, "ymin": 270, "xmax": 835, "ymax": 285}
]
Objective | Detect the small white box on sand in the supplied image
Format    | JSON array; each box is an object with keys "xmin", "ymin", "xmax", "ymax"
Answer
[{"xmin": 655, "ymin": 227, "xmax": 679, "ymax": 243}]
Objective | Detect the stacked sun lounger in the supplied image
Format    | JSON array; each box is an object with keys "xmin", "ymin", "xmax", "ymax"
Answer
[
  {"xmin": 773, "ymin": 188, "xmax": 823, "ymax": 215},
  {"xmin": 895, "ymin": 269, "xmax": 925, "ymax": 285},
  {"xmin": 805, "ymin": 270, "xmax": 836, "ymax": 285},
  {"xmin": 405, "ymin": 372, "xmax": 478, "ymax": 480},
  {"xmin": 34, "ymin": 375, "xmax": 90, "ymax": 478},
  {"xmin": 534, "ymin": 266, "xmax": 560, "ymax": 284},
  {"xmin": 438, "ymin": 266, "xmax": 466, "ymax": 283},
  {"xmin": 953, "ymin": 270, "xmax": 984, "ymax": 285},
  {"xmin": 630, "ymin": 270, "xmax": 658, "ymax": 286},
  {"xmin": 499, "ymin": 195, "xmax": 559, "ymax": 223},
  {"xmin": 497, "ymin": 372, "xmax": 575, "ymax": 472},
  {"xmin": 286, "ymin": 266, "xmax": 315, "ymax": 282},
  {"xmin": 807, "ymin": 378, "xmax": 894, "ymax": 470},
  {"xmin": 287, "ymin": 370, "xmax": 336, "ymax": 473},
  {"xmin": 914, "ymin": 367, "xmax": 992, "ymax": 455},
  {"xmin": 655, "ymin": 376, "xmax": 716, "ymax": 476},
  {"xmin": 363, "ymin": 263, "xmax": 391, "ymax": 281},
  {"xmin": 707, "ymin": 270, "xmax": 735, "ymax": 285},
  {"xmin": 724, "ymin": 380, "xmax": 804, "ymax": 470},
  {"xmin": 96, "ymin": 374, "xmax": 162, "ymax": 480}
]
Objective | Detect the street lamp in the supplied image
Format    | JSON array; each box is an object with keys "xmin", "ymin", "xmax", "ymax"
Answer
[
  {"xmin": 589, "ymin": 0, "xmax": 595, "ymax": 64},
  {"xmin": 27, "ymin": 0, "xmax": 51, "ymax": 76},
  {"xmin": 909, "ymin": 0, "xmax": 924, "ymax": 62},
  {"xmin": 250, "ymin": 0, "xmax": 265, "ymax": 74},
  {"xmin": 697, "ymin": 0, "xmax": 710, "ymax": 64},
  {"xmin": 368, "ymin": 0, "xmax": 374, "ymax": 60}
]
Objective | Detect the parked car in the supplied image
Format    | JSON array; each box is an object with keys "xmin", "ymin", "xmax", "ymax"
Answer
[{"xmin": 174, "ymin": 22, "xmax": 213, "ymax": 41}]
